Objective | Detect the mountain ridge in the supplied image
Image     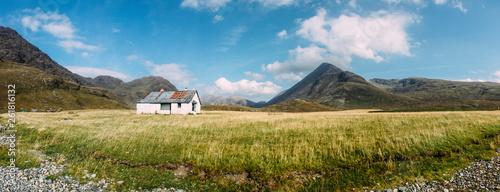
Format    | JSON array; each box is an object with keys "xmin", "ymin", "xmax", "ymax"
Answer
[
  {"xmin": 369, "ymin": 77, "xmax": 500, "ymax": 102},
  {"xmin": 0, "ymin": 26, "xmax": 91, "ymax": 86},
  {"xmin": 265, "ymin": 63, "xmax": 421, "ymax": 109}
]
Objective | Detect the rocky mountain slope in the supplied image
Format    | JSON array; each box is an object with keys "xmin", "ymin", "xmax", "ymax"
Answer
[
  {"xmin": 266, "ymin": 63, "xmax": 421, "ymax": 109},
  {"xmin": 369, "ymin": 77, "xmax": 500, "ymax": 102},
  {"xmin": 0, "ymin": 26, "xmax": 129, "ymax": 111},
  {"xmin": 0, "ymin": 60, "xmax": 128, "ymax": 111},
  {"xmin": 0, "ymin": 26, "xmax": 90, "ymax": 85}
]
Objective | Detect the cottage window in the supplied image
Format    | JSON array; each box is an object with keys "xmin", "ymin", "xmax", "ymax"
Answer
[
  {"xmin": 192, "ymin": 103, "xmax": 196, "ymax": 111},
  {"xmin": 177, "ymin": 103, "xmax": 181, "ymax": 108}
]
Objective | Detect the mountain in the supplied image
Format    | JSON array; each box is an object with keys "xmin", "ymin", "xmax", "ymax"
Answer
[
  {"xmin": 266, "ymin": 63, "xmax": 421, "ymax": 109},
  {"xmin": 261, "ymin": 99, "xmax": 337, "ymax": 112},
  {"xmin": 0, "ymin": 26, "xmax": 129, "ymax": 112},
  {"xmin": 89, "ymin": 75, "xmax": 178, "ymax": 108},
  {"xmin": 0, "ymin": 26, "xmax": 90, "ymax": 85},
  {"xmin": 0, "ymin": 59, "xmax": 129, "ymax": 112},
  {"xmin": 369, "ymin": 77, "xmax": 500, "ymax": 103},
  {"xmin": 200, "ymin": 94, "xmax": 225, "ymax": 105},
  {"xmin": 200, "ymin": 94, "xmax": 267, "ymax": 108}
]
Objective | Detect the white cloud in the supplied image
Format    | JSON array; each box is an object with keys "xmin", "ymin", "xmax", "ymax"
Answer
[
  {"xmin": 262, "ymin": 44, "xmax": 350, "ymax": 74},
  {"xmin": 249, "ymin": 0, "xmax": 297, "ymax": 7},
  {"xmin": 125, "ymin": 54, "xmax": 139, "ymax": 60},
  {"xmin": 209, "ymin": 77, "xmax": 282, "ymax": 98},
  {"xmin": 20, "ymin": 8, "xmax": 100, "ymax": 54},
  {"xmin": 383, "ymin": 0, "xmax": 424, "ymax": 4},
  {"xmin": 460, "ymin": 71, "xmax": 500, "ymax": 83},
  {"xmin": 277, "ymin": 30, "xmax": 288, "ymax": 39},
  {"xmin": 81, "ymin": 52, "xmax": 90, "ymax": 57},
  {"xmin": 180, "ymin": 0, "xmax": 232, "ymax": 11},
  {"xmin": 494, "ymin": 71, "xmax": 500, "ymax": 77},
  {"xmin": 297, "ymin": 9, "xmax": 417, "ymax": 62},
  {"xmin": 21, "ymin": 15, "xmax": 41, "ymax": 31},
  {"xmin": 244, "ymin": 71, "xmax": 265, "ymax": 80},
  {"xmin": 181, "ymin": 0, "xmax": 300, "ymax": 11},
  {"xmin": 274, "ymin": 72, "xmax": 303, "ymax": 82},
  {"xmin": 264, "ymin": 9, "xmax": 417, "ymax": 81},
  {"xmin": 58, "ymin": 40, "xmax": 101, "ymax": 53},
  {"xmin": 434, "ymin": 0, "xmax": 447, "ymax": 5},
  {"xmin": 459, "ymin": 78, "xmax": 488, "ymax": 83},
  {"xmin": 66, "ymin": 66, "xmax": 131, "ymax": 80},
  {"xmin": 144, "ymin": 61, "xmax": 194, "ymax": 87},
  {"xmin": 41, "ymin": 22, "xmax": 76, "ymax": 39},
  {"xmin": 494, "ymin": 71, "xmax": 500, "ymax": 83},
  {"xmin": 112, "ymin": 28, "xmax": 120, "ymax": 33},
  {"xmin": 21, "ymin": 8, "xmax": 76, "ymax": 39},
  {"xmin": 335, "ymin": 0, "xmax": 341, "ymax": 4},
  {"xmin": 452, "ymin": 0, "xmax": 467, "ymax": 13},
  {"xmin": 213, "ymin": 15, "xmax": 224, "ymax": 23},
  {"xmin": 433, "ymin": 0, "xmax": 467, "ymax": 13}
]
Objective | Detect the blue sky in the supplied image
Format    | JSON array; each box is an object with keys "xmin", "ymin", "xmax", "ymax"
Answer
[{"xmin": 1, "ymin": 0, "xmax": 499, "ymax": 101}]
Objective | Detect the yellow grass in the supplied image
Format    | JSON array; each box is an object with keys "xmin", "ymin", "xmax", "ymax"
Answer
[{"xmin": 4, "ymin": 109, "xmax": 500, "ymax": 190}]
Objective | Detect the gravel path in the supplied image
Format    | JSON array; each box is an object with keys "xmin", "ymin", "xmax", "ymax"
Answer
[
  {"xmin": 0, "ymin": 155, "xmax": 184, "ymax": 192},
  {"xmin": 369, "ymin": 148, "xmax": 500, "ymax": 192}
]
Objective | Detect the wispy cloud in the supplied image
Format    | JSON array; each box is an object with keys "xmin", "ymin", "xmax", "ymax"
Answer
[
  {"xmin": 223, "ymin": 26, "xmax": 246, "ymax": 46},
  {"xmin": 58, "ymin": 40, "xmax": 100, "ymax": 53},
  {"xmin": 81, "ymin": 52, "xmax": 91, "ymax": 57},
  {"xmin": 249, "ymin": 0, "xmax": 298, "ymax": 7},
  {"xmin": 112, "ymin": 28, "xmax": 120, "ymax": 33},
  {"xmin": 451, "ymin": 0, "xmax": 467, "ymax": 14},
  {"xmin": 213, "ymin": 15, "xmax": 224, "ymax": 23},
  {"xmin": 66, "ymin": 66, "xmax": 131, "ymax": 80},
  {"xmin": 125, "ymin": 54, "xmax": 140, "ymax": 60},
  {"xmin": 274, "ymin": 72, "xmax": 303, "ymax": 82},
  {"xmin": 245, "ymin": 71, "xmax": 265, "ymax": 80},
  {"xmin": 20, "ymin": 8, "xmax": 100, "ymax": 54},
  {"xmin": 181, "ymin": 0, "xmax": 301, "ymax": 11},
  {"xmin": 180, "ymin": 0, "xmax": 232, "ymax": 11},
  {"xmin": 144, "ymin": 61, "xmax": 195, "ymax": 87},
  {"xmin": 434, "ymin": 0, "xmax": 447, "ymax": 5}
]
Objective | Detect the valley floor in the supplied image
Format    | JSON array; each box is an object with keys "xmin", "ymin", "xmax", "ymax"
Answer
[{"xmin": 1, "ymin": 110, "xmax": 499, "ymax": 191}]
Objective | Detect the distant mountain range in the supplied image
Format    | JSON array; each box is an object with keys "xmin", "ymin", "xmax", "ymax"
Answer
[
  {"xmin": 369, "ymin": 77, "xmax": 500, "ymax": 103},
  {"xmin": 2, "ymin": 25, "xmax": 500, "ymax": 112},
  {"xmin": 200, "ymin": 95, "xmax": 266, "ymax": 108}
]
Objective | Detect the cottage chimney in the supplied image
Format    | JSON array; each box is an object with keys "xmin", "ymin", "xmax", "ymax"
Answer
[
  {"xmin": 184, "ymin": 87, "xmax": 188, "ymax": 91},
  {"xmin": 160, "ymin": 88, "xmax": 164, "ymax": 92}
]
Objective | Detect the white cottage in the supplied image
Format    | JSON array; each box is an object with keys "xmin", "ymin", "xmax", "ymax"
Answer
[{"xmin": 136, "ymin": 88, "xmax": 201, "ymax": 115}]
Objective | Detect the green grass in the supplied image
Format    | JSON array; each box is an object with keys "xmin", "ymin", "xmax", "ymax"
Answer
[{"xmin": 1, "ymin": 110, "xmax": 500, "ymax": 191}]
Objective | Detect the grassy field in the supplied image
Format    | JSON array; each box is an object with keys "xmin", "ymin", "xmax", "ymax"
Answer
[{"xmin": 1, "ymin": 110, "xmax": 500, "ymax": 191}]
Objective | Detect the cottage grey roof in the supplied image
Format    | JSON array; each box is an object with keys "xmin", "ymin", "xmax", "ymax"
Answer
[{"xmin": 137, "ymin": 90, "xmax": 198, "ymax": 104}]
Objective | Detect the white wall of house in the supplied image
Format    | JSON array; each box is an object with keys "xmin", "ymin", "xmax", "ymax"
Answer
[
  {"xmin": 136, "ymin": 92, "xmax": 201, "ymax": 115},
  {"xmin": 136, "ymin": 103, "xmax": 161, "ymax": 114}
]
